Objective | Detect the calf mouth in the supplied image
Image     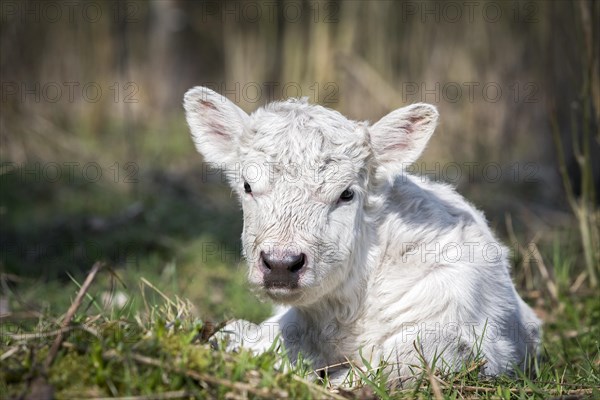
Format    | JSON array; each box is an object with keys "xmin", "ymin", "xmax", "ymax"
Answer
[
  {"xmin": 263, "ymin": 273, "xmax": 300, "ymax": 290},
  {"xmin": 263, "ymin": 273, "xmax": 301, "ymax": 299},
  {"xmin": 263, "ymin": 286, "xmax": 304, "ymax": 303}
]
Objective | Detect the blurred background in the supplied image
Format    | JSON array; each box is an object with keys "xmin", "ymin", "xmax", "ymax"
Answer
[{"xmin": 0, "ymin": 0, "xmax": 598, "ymax": 322}]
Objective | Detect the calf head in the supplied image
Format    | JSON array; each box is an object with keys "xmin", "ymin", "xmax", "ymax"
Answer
[{"xmin": 184, "ymin": 87, "xmax": 438, "ymax": 306}]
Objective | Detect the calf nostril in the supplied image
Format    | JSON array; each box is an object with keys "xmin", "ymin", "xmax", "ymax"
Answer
[
  {"xmin": 260, "ymin": 251, "xmax": 272, "ymax": 270},
  {"xmin": 288, "ymin": 253, "xmax": 305, "ymax": 273}
]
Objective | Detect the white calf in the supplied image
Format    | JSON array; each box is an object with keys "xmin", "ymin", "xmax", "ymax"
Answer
[{"xmin": 184, "ymin": 87, "xmax": 541, "ymax": 384}]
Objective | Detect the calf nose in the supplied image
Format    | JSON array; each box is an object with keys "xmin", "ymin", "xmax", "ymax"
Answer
[
  {"xmin": 260, "ymin": 251, "xmax": 306, "ymax": 288},
  {"xmin": 261, "ymin": 251, "xmax": 306, "ymax": 272}
]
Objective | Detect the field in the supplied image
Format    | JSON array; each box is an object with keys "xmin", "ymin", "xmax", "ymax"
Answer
[{"xmin": 1, "ymin": 1, "xmax": 599, "ymax": 399}]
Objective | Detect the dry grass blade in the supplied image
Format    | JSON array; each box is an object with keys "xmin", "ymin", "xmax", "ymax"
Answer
[
  {"xmin": 44, "ymin": 261, "xmax": 104, "ymax": 370},
  {"xmin": 313, "ymin": 360, "xmax": 354, "ymax": 375},
  {"xmin": 505, "ymin": 213, "xmax": 534, "ymax": 290},
  {"xmin": 449, "ymin": 359, "xmax": 487, "ymax": 382},
  {"xmin": 7, "ymin": 326, "xmax": 78, "ymax": 341},
  {"xmin": 140, "ymin": 277, "xmax": 177, "ymax": 307},
  {"xmin": 0, "ymin": 346, "xmax": 19, "ymax": 361},
  {"xmin": 529, "ymin": 243, "xmax": 559, "ymax": 303},
  {"xmin": 569, "ymin": 271, "xmax": 588, "ymax": 294}
]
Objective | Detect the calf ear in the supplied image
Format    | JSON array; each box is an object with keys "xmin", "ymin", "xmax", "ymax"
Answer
[
  {"xmin": 369, "ymin": 103, "xmax": 438, "ymax": 178},
  {"xmin": 183, "ymin": 86, "xmax": 250, "ymax": 166}
]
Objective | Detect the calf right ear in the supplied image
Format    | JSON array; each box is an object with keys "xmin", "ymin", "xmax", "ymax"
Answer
[
  {"xmin": 183, "ymin": 87, "xmax": 250, "ymax": 166},
  {"xmin": 369, "ymin": 103, "xmax": 438, "ymax": 180}
]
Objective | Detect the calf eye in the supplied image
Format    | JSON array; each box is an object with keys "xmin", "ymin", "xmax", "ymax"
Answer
[
  {"xmin": 244, "ymin": 181, "xmax": 252, "ymax": 193},
  {"xmin": 339, "ymin": 188, "xmax": 354, "ymax": 202}
]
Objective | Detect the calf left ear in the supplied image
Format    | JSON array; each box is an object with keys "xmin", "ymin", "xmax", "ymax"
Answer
[
  {"xmin": 369, "ymin": 103, "xmax": 438, "ymax": 177},
  {"xmin": 183, "ymin": 86, "xmax": 250, "ymax": 167}
]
